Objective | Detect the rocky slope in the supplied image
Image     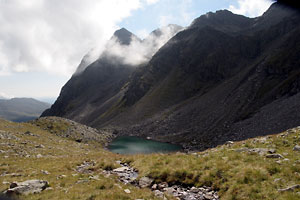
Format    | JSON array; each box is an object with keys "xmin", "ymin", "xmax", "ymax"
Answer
[
  {"xmin": 0, "ymin": 98, "xmax": 50, "ymax": 122},
  {"xmin": 42, "ymin": 2, "xmax": 300, "ymax": 150}
]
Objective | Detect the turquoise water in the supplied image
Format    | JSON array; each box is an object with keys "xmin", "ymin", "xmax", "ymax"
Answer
[{"xmin": 108, "ymin": 136, "xmax": 182, "ymax": 154}]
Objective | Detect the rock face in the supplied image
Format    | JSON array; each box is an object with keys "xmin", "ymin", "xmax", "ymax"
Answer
[
  {"xmin": 42, "ymin": 3, "xmax": 300, "ymax": 150},
  {"xmin": 4, "ymin": 180, "xmax": 49, "ymax": 195}
]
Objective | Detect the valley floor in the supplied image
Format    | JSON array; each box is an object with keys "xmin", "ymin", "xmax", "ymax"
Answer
[{"xmin": 0, "ymin": 117, "xmax": 300, "ymax": 200}]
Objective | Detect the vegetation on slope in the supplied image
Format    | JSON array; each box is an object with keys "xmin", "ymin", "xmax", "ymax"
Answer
[
  {"xmin": 0, "ymin": 118, "xmax": 160, "ymax": 200},
  {"xmin": 0, "ymin": 117, "xmax": 300, "ymax": 199}
]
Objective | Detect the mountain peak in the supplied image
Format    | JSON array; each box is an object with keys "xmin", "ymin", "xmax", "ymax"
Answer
[
  {"xmin": 189, "ymin": 9, "xmax": 252, "ymax": 32},
  {"xmin": 262, "ymin": 2, "xmax": 298, "ymax": 17},
  {"xmin": 252, "ymin": 2, "xmax": 299, "ymax": 31},
  {"xmin": 113, "ymin": 28, "xmax": 138, "ymax": 45}
]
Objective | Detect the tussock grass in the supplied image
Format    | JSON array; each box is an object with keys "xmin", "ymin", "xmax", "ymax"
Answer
[
  {"xmin": 0, "ymin": 118, "xmax": 300, "ymax": 199},
  {"xmin": 0, "ymin": 119, "xmax": 160, "ymax": 200},
  {"xmin": 128, "ymin": 130, "xmax": 300, "ymax": 200}
]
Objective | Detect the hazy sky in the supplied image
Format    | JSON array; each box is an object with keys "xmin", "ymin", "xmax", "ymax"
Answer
[{"xmin": 0, "ymin": 0, "xmax": 273, "ymax": 102}]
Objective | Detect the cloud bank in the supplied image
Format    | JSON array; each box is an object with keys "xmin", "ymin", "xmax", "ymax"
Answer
[
  {"xmin": 229, "ymin": 0, "xmax": 273, "ymax": 17},
  {"xmin": 107, "ymin": 25, "xmax": 183, "ymax": 65},
  {"xmin": 0, "ymin": 0, "xmax": 161, "ymax": 76},
  {"xmin": 75, "ymin": 24, "xmax": 182, "ymax": 74}
]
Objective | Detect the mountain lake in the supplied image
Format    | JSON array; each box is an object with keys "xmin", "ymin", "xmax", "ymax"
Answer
[{"xmin": 107, "ymin": 136, "xmax": 182, "ymax": 154}]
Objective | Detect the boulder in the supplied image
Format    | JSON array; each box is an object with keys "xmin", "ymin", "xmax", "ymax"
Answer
[
  {"xmin": 164, "ymin": 187, "xmax": 175, "ymax": 196},
  {"xmin": 154, "ymin": 190, "xmax": 164, "ymax": 198},
  {"xmin": 158, "ymin": 182, "xmax": 168, "ymax": 189},
  {"xmin": 138, "ymin": 177, "xmax": 153, "ymax": 188},
  {"xmin": 5, "ymin": 180, "xmax": 49, "ymax": 195},
  {"xmin": 293, "ymin": 145, "xmax": 300, "ymax": 151}
]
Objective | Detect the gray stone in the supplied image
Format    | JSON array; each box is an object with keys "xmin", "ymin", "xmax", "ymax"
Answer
[
  {"xmin": 41, "ymin": 170, "xmax": 50, "ymax": 175},
  {"xmin": 190, "ymin": 187, "xmax": 200, "ymax": 193},
  {"xmin": 151, "ymin": 184, "xmax": 157, "ymax": 190},
  {"xmin": 266, "ymin": 154, "xmax": 283, "ymax": 159},
  {"xmin": 204, "ymin": 192, "xmax": 214, "ymax": 200},
  {"xmin": 235, "ymin": 148, "xmax": 276, "ymax": 155},
  {"xmin": 158, "ymin": 182, "xmax": 168, "ymax": 189},
  {"xmin": 293, "ymin": 145, "xmax": 300, "ymax": 151},
  {"xmin": 225, "ymin": 141, "xmax": 234, "ymax": 145},
  {"xmin": 154, "ymin": 190, "xmax": 164, "ymax": 198},
  {"xmin": 5, "ymin": 180, "xmax": 49, "ymax": 195},
  {"xmin": 36, "ymin": 154, "xmax": 43, "ymax": 158},
  {"xmin": 124, "ymin": 189, "xmax": 131, "ymax": 194},
  {"xmin": 139, "ymin": 177, "xmax": 153, "ymax": 188},
  {"xmin": 113, "ymin": 167, "xmax": 130, "ymax": 173},
  {"xmin": 35, "ymin": 144, "xmax": 45, "ymax": 148},
  {"xmin": 164, "ymin": 187, "xmax": 175, "ymax": 196},
  {"xmin": 278, "ymin": 184, "xmax": 300, "ymax": 192}
]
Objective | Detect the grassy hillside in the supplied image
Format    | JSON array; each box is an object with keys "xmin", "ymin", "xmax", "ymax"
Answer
[{"xmin": 0, "ymin": 118, "xmax": 300, "ymax": 199}]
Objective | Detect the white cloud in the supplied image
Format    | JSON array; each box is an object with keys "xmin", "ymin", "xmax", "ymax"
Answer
[
  {"xmin": 146, "ymin": 0, "xmax": 160, "ymax": 5},
  {"xmin": 0, "ymin": 92, "xmax": 13, "ymax": 99},
  {"xmin": 136, "ymin": 29, "xmax": 150, "ymax": 39},
  {"xmin": 74, "ymin": 24, "xmax": 182, "ymax": 74},
  {"xmin": 0, "ymin": 0, "xmax": 144, "ymax": 76},
  {"xmin": 229, "ymin": 0, "xmax": 273, "ymax": 17},
  {"xmin": 105, "ymin": 25, "xmax": 182, "ymax": 66}
]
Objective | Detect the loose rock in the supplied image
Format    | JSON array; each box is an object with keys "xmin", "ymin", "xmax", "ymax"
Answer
[
  {"xmin": 293, "ymin": 145, "xmax": 300, "ymax": 151},
  {"xmin": 124, "ymin": 189, "xmax": 131, "ymax": 194},
  {"xmin": 4, "ymin": 180, "xmax": 49, "ymax": 195},
  {"xmin": 278, "ymin": 184, "xmax": 300, "ymax": 192},
  {"xmin": 139, "ymin": 177, "xmax": 153, "ymax": 188},
  {"xmin": 266, "ymin": 154, "xmax": 284, "ymax": 159}
]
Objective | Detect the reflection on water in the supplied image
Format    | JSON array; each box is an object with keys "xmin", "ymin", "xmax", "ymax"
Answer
[{"xmin": 108, "ymin": 136, "xmax": 182, "ymax": 154}]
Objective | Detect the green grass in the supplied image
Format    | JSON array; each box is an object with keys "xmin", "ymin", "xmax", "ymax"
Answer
[{"xmin": 0, "ymin": 118, "xmax": 300, "ymax": 199}]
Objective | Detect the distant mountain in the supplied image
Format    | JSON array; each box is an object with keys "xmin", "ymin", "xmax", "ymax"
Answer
[
  {"xmin": 0, "ymin": 94, "xmax": 10, "ymax": 100},
  {"xmin": 42, "ymin": 2, "xmax": 300, "ymax": 150},
  {"xmin": 113, "ymin": 28, "xmax": 141, "ymax": 45},
  {"xmin": 0, "ymin": 98, "xmax": 50, "ymax": 122}
]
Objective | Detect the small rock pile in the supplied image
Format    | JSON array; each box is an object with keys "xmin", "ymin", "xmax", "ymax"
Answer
[{"xmin": 106, "ymin": 162, "xmax": 219, "ymax": 200}]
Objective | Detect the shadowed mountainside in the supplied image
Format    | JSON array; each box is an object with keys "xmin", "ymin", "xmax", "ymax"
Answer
[{"xmin": 42, "ymin": 3, "xmax": 300, "ymax": 150}]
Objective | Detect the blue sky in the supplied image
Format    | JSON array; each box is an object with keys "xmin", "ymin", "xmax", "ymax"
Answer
[
  {"xmin": 0, "ymin": 0, "xmax": 273, "ymax": 103},
  {"xmin": 119, "ymin": 0, "xmax": 237, "ymax": 38}
]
